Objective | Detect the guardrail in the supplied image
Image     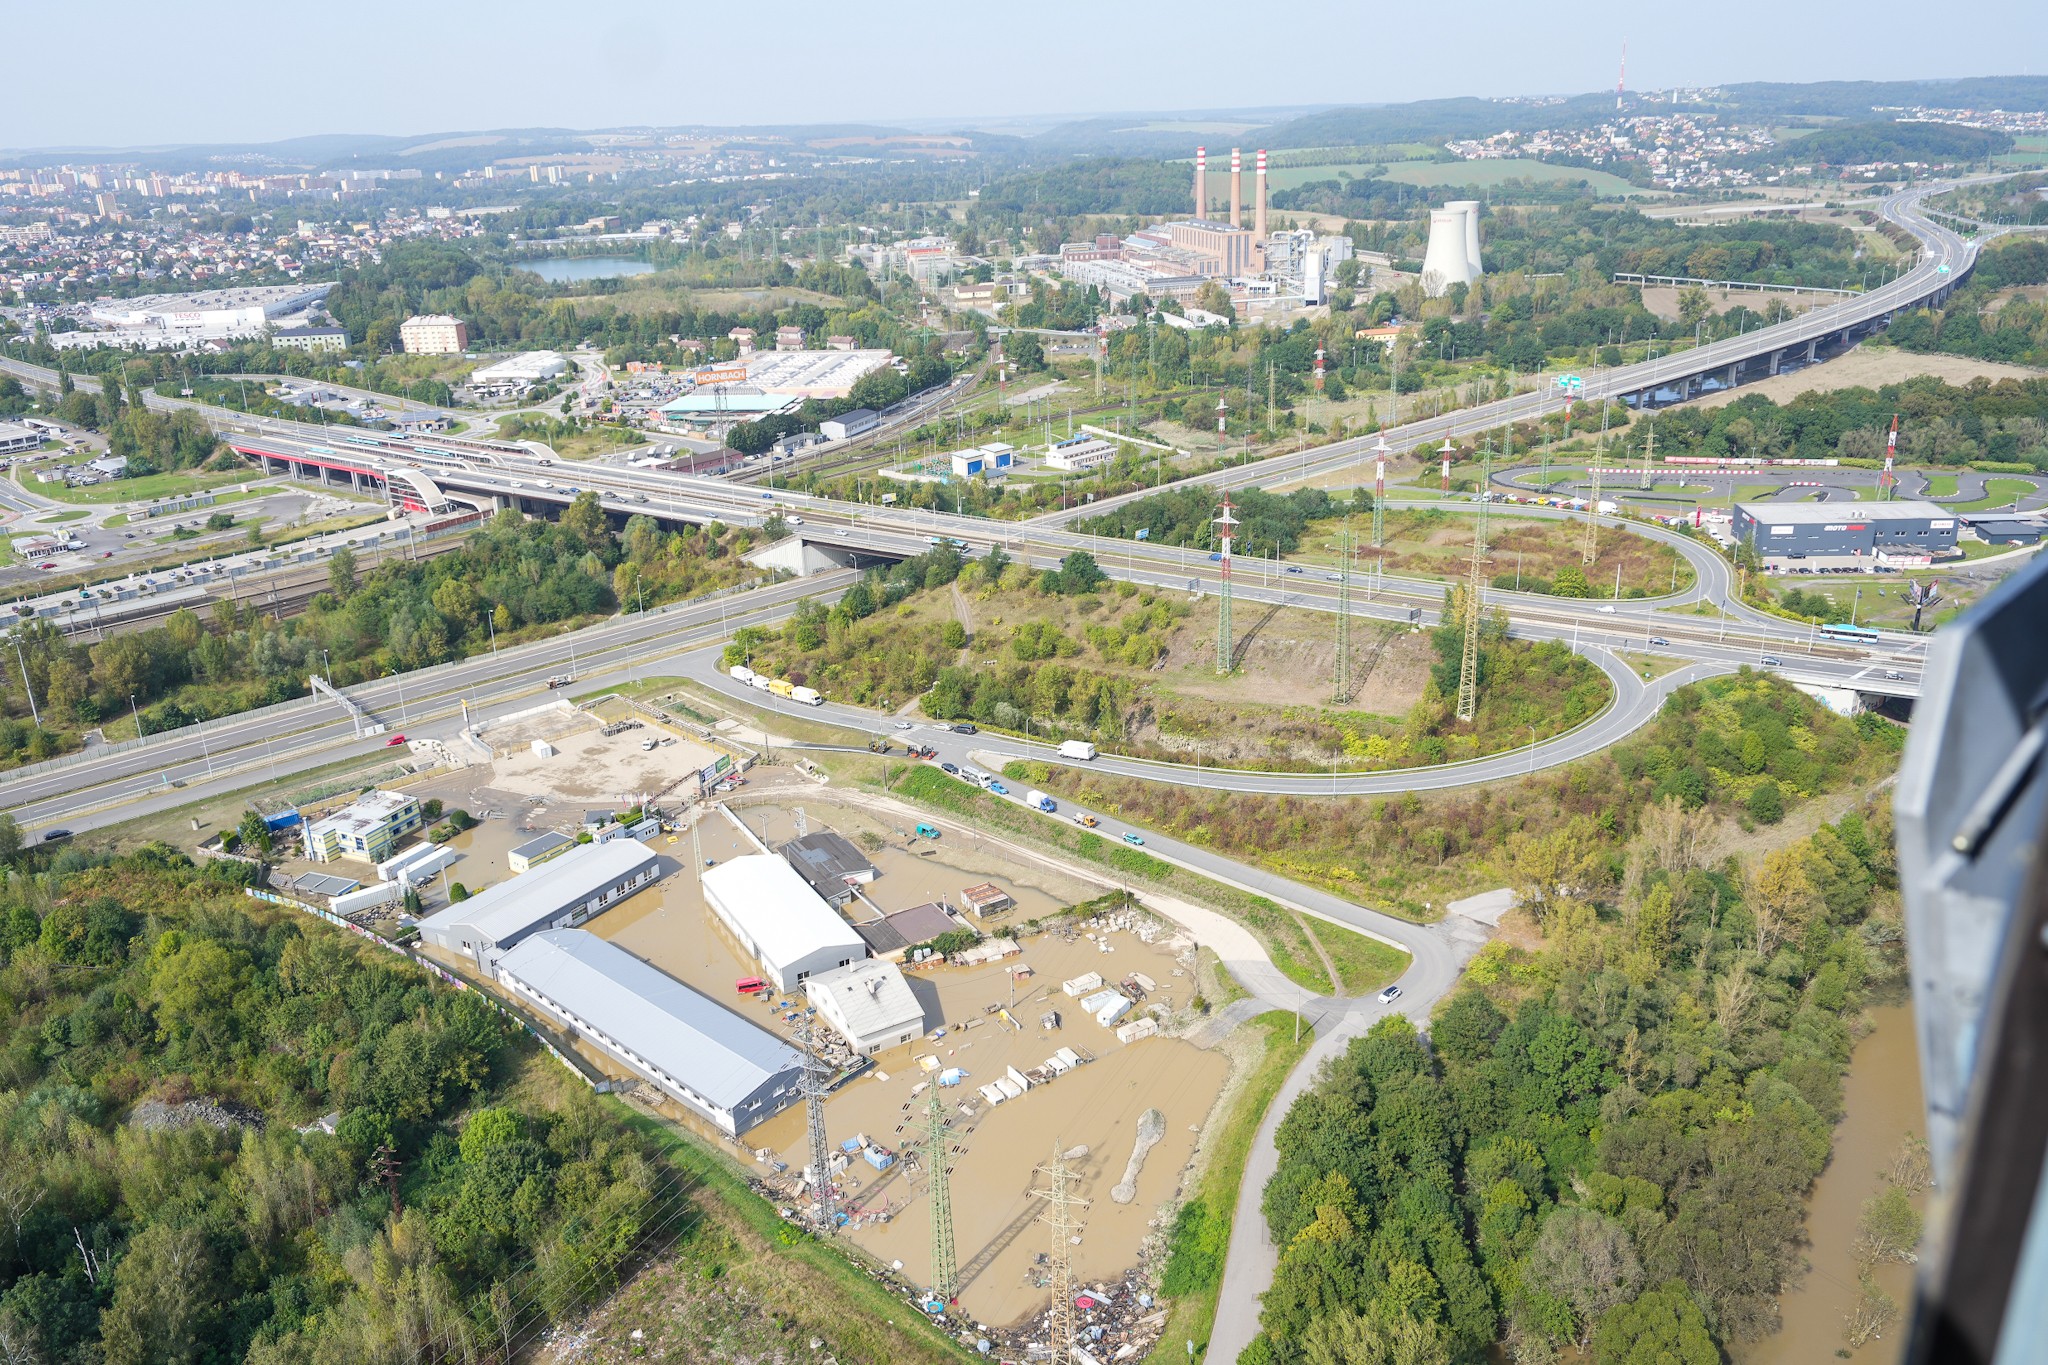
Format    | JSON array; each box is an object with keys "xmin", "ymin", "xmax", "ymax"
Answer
[{"xmin": 1613, "ymin": 272, "xmax": 1859, "ymax": 297}]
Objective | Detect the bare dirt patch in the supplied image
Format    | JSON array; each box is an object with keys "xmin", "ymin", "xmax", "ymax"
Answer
[
  {"xmin": 1690, "ymin": 344, "xmax": 2045, "ymax": 410},
  {"xmin": 1641, "ymin": 284, "xmax": 1832, "ymax": 321},
  {"xmin": 483, "ymin": 703, "xmax": 721, "ymax": 803}
]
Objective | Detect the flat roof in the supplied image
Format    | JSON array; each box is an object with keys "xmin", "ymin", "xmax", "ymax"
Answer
[
  {"xmin": 884, "ymin": 902, "xmax": 960, "ymax": 945},
  {"xmin": 853, "ymin": 918, "xmax": 909, "ymax": 956},
  {"xmin": 511, "ymin": 831, "xmax": 574, "ymax": 860},
  {"xmin": 780, "ymin": 831, "xmax": 874, "ymax": 892},
  {"xmin": 499, "ymin": 929, "xmax": 801, "ymax": 1112},
  {"xmin": 701, "ymin": 854, "xmax": 862, "ymax": 972},
  {"xmin": 417, "ymin": 838, "xmax": 657, "ymax": 946},
  {"xmin": 1736, "ymin": 499, "xmax": 1951, "ymax": 524}
]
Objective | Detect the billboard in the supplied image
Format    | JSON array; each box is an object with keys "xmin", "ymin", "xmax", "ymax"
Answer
[{"xmin": 693, "ymin": 366, "xmax": 749, "ymax": 386}]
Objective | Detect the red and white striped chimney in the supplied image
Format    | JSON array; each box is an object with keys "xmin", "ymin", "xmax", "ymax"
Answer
[
  {"xmin": 1229, "ymin": 148, "xmax": 1242, "ymax": 228},
  {"xmin": 1254, "ymin": 149, "xmax": 1268, "ymax": 239},
  {"xmin": 1195, "ymin": 147, "xmax": 1207, "ymax": 219}
]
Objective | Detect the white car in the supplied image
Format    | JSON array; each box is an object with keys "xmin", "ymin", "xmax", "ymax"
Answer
[
  {"xmin": 1596, "ymin": 605, "xmax": 1617, "ymax": 614},
  {"xmin": 1377, "ymin": 985, "xmax": 1403, "ymax": 1005}
]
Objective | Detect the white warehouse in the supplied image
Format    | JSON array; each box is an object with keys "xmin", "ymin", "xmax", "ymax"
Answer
[
  {"xmin": 701, "ymin": 854, "xmax": 865, "ymax": 992},
  {"xmin": 804, "ymin": 958, "xmax": 925, "ymax": 1055},
  {"xmin": 415, "ymin": 838, "xmax": 660, "ymax": 974},
  {"xmin": 498, "ymin": 929, "xmax": 805, "ymax": 1136}
]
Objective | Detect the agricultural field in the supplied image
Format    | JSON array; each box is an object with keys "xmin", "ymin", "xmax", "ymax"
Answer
[{"xmin": 1376, "ymin": 157, "xmax": 1656, "ymax": 197}]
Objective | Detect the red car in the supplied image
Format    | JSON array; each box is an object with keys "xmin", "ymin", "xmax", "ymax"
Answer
[{"xmin": 384, "ymin": 734, "xmax": 407, "ymax": 746}]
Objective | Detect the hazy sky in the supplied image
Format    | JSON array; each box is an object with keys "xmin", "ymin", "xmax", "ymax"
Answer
[{"xmin": 9, "ymin": 0, "xmax": 2047, "ymax": 150}]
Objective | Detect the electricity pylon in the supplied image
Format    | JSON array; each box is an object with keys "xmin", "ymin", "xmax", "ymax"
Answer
[
  {"xmin": 1334, "ymin": 513, "xmax": 1352, "ymax": 703},
  {"xmin": 796, "ymin": 1015, "xmax": 838, "ymax": 1233},
  {"xmin": 1032, "ymin": 1145, "xmax": 1090, "ymax": 1362},
  {"xmin": 1214, "ymin": 497, "xmax": 1238, "ymax": 674},
  {"xmin": 1455, "ymin": 537, "xmax": 1485, "ymax": 723},
  {"xmin": 925, "ymin": 1085, "xmax": 957, "ymax": 1306}
]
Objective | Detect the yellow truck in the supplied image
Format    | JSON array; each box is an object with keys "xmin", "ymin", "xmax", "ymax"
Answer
[{"xmin": 767, "ymin": 679, "xmax": 795, "ymax": 699}]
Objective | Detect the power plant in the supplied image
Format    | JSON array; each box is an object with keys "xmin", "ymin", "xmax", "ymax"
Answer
[{"xmin": 1421, "ymin": 201, "xmax": 1484, "ymax": 296}]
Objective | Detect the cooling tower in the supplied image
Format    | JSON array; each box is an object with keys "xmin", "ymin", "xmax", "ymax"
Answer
[
  {"xmin": 1255, "ymin": 150, "xmax": 1268, "ymax": 240},
  {"xmin": 1195, "ymin": 147, "xmax": 1207, "ymax": 219},
  {"xmin": 1421, "ymin": 209, "xmax": 1476, "ymax": 297},
  {"xmin": 1230, "ymin": 148, "xmax": 1242, "ymax": 229},
  {"xmin": 1445, "ymin": 200, "xmax": 1483, "ymax": 277}
]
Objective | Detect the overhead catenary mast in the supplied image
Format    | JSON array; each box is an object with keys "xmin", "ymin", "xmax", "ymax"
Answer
[{"xmin": 1882, "ymin": 414, "xmax": 1900, "ymax": 500}]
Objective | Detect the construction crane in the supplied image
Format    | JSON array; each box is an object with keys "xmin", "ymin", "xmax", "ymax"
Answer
[
  {"xmin": 925, "ymin": 1084, "xmax": 957, "ymax": 1307},
  {"xmin": 1032, "ymin": 1145, "xmax": 1090, "ymax": 1362}
]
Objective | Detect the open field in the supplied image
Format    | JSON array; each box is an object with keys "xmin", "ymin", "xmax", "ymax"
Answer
[
  {"xmin": 1288, "ymin": 508, "xmax": 1694, "ymax": 596},
  {"xmin": 1376, "ymin": 157, "xmax": 1656, "ymax": 197},
  {"xmin": 22, "ymin": 467, "xmax": 260, "ymax": 506},
  {"xmin": 1691, "ymin": 345, "xmax": 2046, "ymax": 410}
]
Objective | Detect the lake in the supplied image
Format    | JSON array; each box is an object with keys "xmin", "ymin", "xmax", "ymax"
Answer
[{"xmin": 519, "ymin": 256, "xmax": 657, "ymax": 282}]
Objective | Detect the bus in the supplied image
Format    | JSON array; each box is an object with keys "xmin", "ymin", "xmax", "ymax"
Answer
[{"xmin": 1821, "ymin": 622, "xmax": 1880, "ymax": 644}]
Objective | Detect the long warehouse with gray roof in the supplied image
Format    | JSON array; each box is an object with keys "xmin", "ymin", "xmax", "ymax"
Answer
[
  {"xmin": 415, "ymin": 837, "xmax": 660, "ymax": 974},
  {"xmin": 496, "ymin": 929, "xmax": 805, "ymax": 1136}
]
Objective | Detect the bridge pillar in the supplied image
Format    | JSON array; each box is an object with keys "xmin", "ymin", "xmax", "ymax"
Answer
[
  {"xmin": 1805, "ymin": 339, "xmax": 1817, "ymax": 363},
  {"xmin": 1768, "ymin": 349, "xmax": 1782, "ymax": 376}
]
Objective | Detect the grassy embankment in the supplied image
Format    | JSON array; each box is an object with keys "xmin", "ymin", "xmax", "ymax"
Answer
[{"xmin": 1155, "ymin": 1011, "xmax": 1313, "ymax": 1358}]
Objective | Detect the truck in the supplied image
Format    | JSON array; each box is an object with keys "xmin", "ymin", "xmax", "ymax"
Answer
[
  {"xmin": 748, "ymin": 673, "xmax": 774, "ymax": 691},
  {"xmin": 730, "ymin": 665, "xmax": 757, "ymax": 685},
  {"xmin": 1057, "ymin": 740, "xmax": 1097, "ymax": 761},
  {"xmin": 767, "ymin": 679, "xmax": 796, "ymax": 699},
  {"xmin": 790, "ymin": 686, "xmax": 823, "ymax": 706},
  {"xmin": 1024, "ymin": 790, "xmax": 1057, "ymax": 813}
]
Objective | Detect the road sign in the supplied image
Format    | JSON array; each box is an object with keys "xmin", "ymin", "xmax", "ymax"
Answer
[{"xmin": 1556, "ymin": 374, "xmax": 1585, "ymax": 392}]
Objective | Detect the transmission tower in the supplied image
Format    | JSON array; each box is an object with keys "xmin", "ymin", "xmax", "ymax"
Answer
[
  {"xmin": 1214, "ymin": 496, "xmax": 1238, "ymax": 674},
  {"xmin": 1455, "ymin": 537, "xmax": 1485, "ymax": 724},
  {"xmin": 796, "ymin": 1015, "xmax": 839, "ymax": 1233},
  {"xmin": 1032, "ymin": 1145, "xmax": 1090, "ymax": 1362},
  {"xmin": 925, "ymin": 1085, "xmax": 958, "ymax": 1305},
  {"xmin": 1334, "ymin": 513, "xmax": 1352, "ymax": 704},
  {"xmin": 1370, "ymin": 436, "xmax": 1390, "ymax": 568},
  {"xmin": 1583, "ymin": 398, "xmax": 1610, "ymax": 566}
]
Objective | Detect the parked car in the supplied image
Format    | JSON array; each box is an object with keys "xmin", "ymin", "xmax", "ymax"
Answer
[{"xmin": 940, "ymin": 762, "xmax": 959, "ymax": 775}]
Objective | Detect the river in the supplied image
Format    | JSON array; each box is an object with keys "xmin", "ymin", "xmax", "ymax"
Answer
[
  {"xmin": 517, "ymin": 256, "xmax": 657, "ymax": 282},
  {"xmin": 1741, "ymin": 1000, "xmax": 1926, "ymax": 1365}
]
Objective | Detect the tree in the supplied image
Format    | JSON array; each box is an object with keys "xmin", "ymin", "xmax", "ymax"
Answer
[
  {"xmin": 1005, "ymin": 330, "xmax": 1045, "ymax": 372},
  {"xmin": 1302, "ymin": 1307, "xmax": 1451, "ymax": 1365},
  {"xmin": 1518, "ymin": 1208, "xmax": 1641, "ymax": 1348},
  {"xmin": 1746, "ymin": 780, "xmax": 1783, "ymax": 824},
  {"xmin": 327, "ymin": 544, "xmax": 358, "ymax": 597},
  {"xmin": 1590, "ymin": 1283, "xmax": 1717, "ymax": 1365},
  {"xmin": 1675, "ymin": 286, "xmax": 1713, "ymax": 330},
  {"xmin": 1551, "ymin": 565, "xmax": 1592, "ymax": 598},
  {"xmin": 236, "ymin": 810, "xmax": 273, "ymax": 856},
  {"xmin": 0, "ymin": 813, "xmax": 21, "ymax": 866},
  {"xmin": 99, "ymin": 1223, "xmax": 214, "ymax": 1365},
  {"xmin": 1748, "ymin": 845, "xmax": 1821, "ymax": 956},
  {"xmin": 560, "ymin": 491, "xmax": 611, "ymax": 553},
  {"xmin": 1052, "ymin": 550, "xmax": 1107, "ymax": 596},
  {"xmin": 942, "ymin": 619, "xmax": 967, "ymax": 649}
]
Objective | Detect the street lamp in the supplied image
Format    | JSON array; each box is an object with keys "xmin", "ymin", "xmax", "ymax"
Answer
[{"xmin": 129, "ymin": 693, "xmax": 144, "ymax": 738}]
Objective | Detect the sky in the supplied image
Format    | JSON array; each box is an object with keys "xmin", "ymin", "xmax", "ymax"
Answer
[{"xmin": 8, "ymin": 0, "xmax": 2048, "ymax": 151}]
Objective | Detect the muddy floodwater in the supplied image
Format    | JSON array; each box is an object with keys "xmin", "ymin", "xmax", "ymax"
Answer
[{"xmin": 1741, "ymin": 1001, "xmax": 1926, "ymax": 1365}]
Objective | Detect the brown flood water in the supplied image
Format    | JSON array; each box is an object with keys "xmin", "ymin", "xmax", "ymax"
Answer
[{"xmin": 1741, "ymin": 1001, "xmax": 1926, "ymax": 1365}]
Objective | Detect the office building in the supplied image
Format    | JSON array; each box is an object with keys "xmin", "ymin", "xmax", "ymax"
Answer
[
  {"xmin": 701, "ymin": 854, "xmax": 865, "ymax": 992},
  {"xmin": 508, "ymin": 831, "xmax": 574, "ymax": 873},
  {"xmin": 399, "ymin": 314, "xmax": 470, "ymax": 355},
  {"xmin": 1732, "ymin": 500, "xmax": 1958, "ymax": 560},
  {"xmin": 415, "ymin": 838, "xmax": 660, "ymax": 973},
  {"xmin": 497, "ymin": 929, "xmax": 804, "ymax": 1136},
  {"xmin": 820, "ymin": 409, "xmax": 879, "ymax": 442},
  {"xmin": 304, "ymin": 791, "xmax": 423, "ymax": 864},
  {"xmin": 0, "ymin": 424, "xmax": 41, "ymax": 456},
  {"xmin": 1044, "ymin": 435, "xmax": 1119, "ymax": 472},
  {"xmin": 804, "ymin": 958, "xmax": 925, "ymax": 1055}
]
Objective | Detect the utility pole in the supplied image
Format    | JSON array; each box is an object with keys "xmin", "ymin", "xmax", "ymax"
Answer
[
  {"xmin": 1032, "ymin": 1145, "xmax": 1090, "ymax": 1365},
  {"xmin": 1214, "ymin": 497, "xmax": 1238, "ymax": 674},
  {"xmin": 925, "ymin": 1085, "xmax": 958, "ymax": 1307}
]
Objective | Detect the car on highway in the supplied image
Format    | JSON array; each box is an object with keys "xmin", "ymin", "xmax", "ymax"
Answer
[
  {"xmin": 1284, "ymin": 565, "xmax": 1303, "ymax": 574},
  {"xmin": 1072, "ymin": 813, "xmax": 1099, "ymax": 828},
  {"xmin": 1649, "ymin": 636, "xmax": 1669, "ymax": 646},
  {"xmin": 41, "ymin": 829, "xmax": 71, "ymax": 844},
  {"xmin": 384, "ymin": 734, "xmax": 407, "ymax": 747},
  {"xmin": 1377, "ymin": 984, "xmax": 1403, "ymax": 1005},
  {"xmin": 787, "ymin": 515, "xmax": 804, "ymax": 525},
  {"xmin": 1886, "ymin": 670, "xmax": 1906, "ymax": 680},
  {"xmin": 952, "ymin": 723, "xmax": 977, "ymax": 734},
  {"xmin": 1208, "ymin": 552, "xmax": 1222, "ymax": 562},
  {"xmin": 1761, "ymin": 656, "xmax": 1783, "ymax": 667},
  {"xmin": 1122, "ymin": 832, "xmax": 1146, "ymax": 846},
  {"xmin": 1596, "ymin": 604, "xmax": 1616, "ymax": 614},
  {"xmin": 894, "ymin": 720, "xmax": 913, "ymax": 729},
  {"xmin": 987, "ymin": 780, "xmax": 1008, "ymax": 795}
]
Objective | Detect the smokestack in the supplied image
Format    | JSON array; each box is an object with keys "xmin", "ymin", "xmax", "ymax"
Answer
[
  {"xmin": 1254, "ymin": 149, "xmax": 1267, "ymax": 240},
  {"xmin": 1195, "ymin": 146, "xmax": 1207, "ymax": 219},
  {"xmin": 1229, "ymin": 148, "xmax": 1242, "ymax": 229}
]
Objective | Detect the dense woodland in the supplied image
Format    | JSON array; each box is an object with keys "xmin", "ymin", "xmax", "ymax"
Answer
[
  {"xmin": 0, "ymin": 844, "xmax": 669, "ymax": 1365},
  {"xmin": 1889, "ymin": 236, "xmax": 2048, "ymax": 370},
  {"xmin": 0, "ymin": 499, "xmax": 752, "ymax": 765}
]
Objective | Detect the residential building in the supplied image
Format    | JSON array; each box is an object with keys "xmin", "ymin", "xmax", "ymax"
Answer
[
  {"xmin": 271, "ymin": 325, "xmax": 349, "ymax": 353},
  {"xmin": 804, "ymin": 959, "xmax": 925, "ymax": 1055},
  {"xmin": 700, "ymin": 854, "xmax": 865, "ymax": 992},
  {"xmin": 304, "ymin": 791, "xmax": 423, "ymax": 864},
  {"xmin": 497, "ymin": 930, "xmax": 804, "ymax": 1136},
  {"xmin": 415, "ymin": 838, "xmax": 660, "ymax": 973},
  {"xmin": 400, "ymin": 314, "xmax": 470, "ymax": 355}
]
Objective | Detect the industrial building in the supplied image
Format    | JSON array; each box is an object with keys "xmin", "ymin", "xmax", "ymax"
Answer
[
  {"xmin": 508, "ymin": 831, "xmax": 574, "ymax": 873},
  {"xmin": 1421, "ymin": 203, "xmax": 1485, "ymax": 297},
  {"xmin": 86, "ymin": 284, "xmax": 333, "ymax": 341},
  {"xmin": 820, "ymin": 408, "xmax": 878, "ymax": 442},
  {"xmin": 0, "ymin": 423, "xmax": 40, "ymax": 456},
  {"xmin": 399, "ymin": 314, "xmax": 470, "ymax": 355},
  {"xmin": 779, "ymin": 830, "xmax": 877, "ymax": 907},
  {"xmin": 497, "ymin": 929, "xmax": 804, "ymax": 1136},
  {"xmin": 804, "ymin": 958, "xmax": 925, "ymax": 1055},
  {"xmin": 1043, "ymin": 435, "xmax": 1118, "ymax": 472},
  {"xmin": 949, "ymin": 443, "xmax": 1015, "ymax": 478},
  {"xmin": 701, "ymin": 854, "xmax": 865, "ymax": 992},
  {"xmin": 415, "ymin": 837, "xmax": 661, "ymax": 973},
  {"xmin": 469, "ymin": 350, "xmax": 568, "ymax": 398},
  {"xmin": 304, "ymin": 790, "xmax": 422, "ymax": 864},
  {"xmin": 1732, "ymin": 500, "xmax": 1958, "ymax": 561},
  {"xmin": 737, "ymin": 349, "xmax": 894, "ymax": 400}
]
